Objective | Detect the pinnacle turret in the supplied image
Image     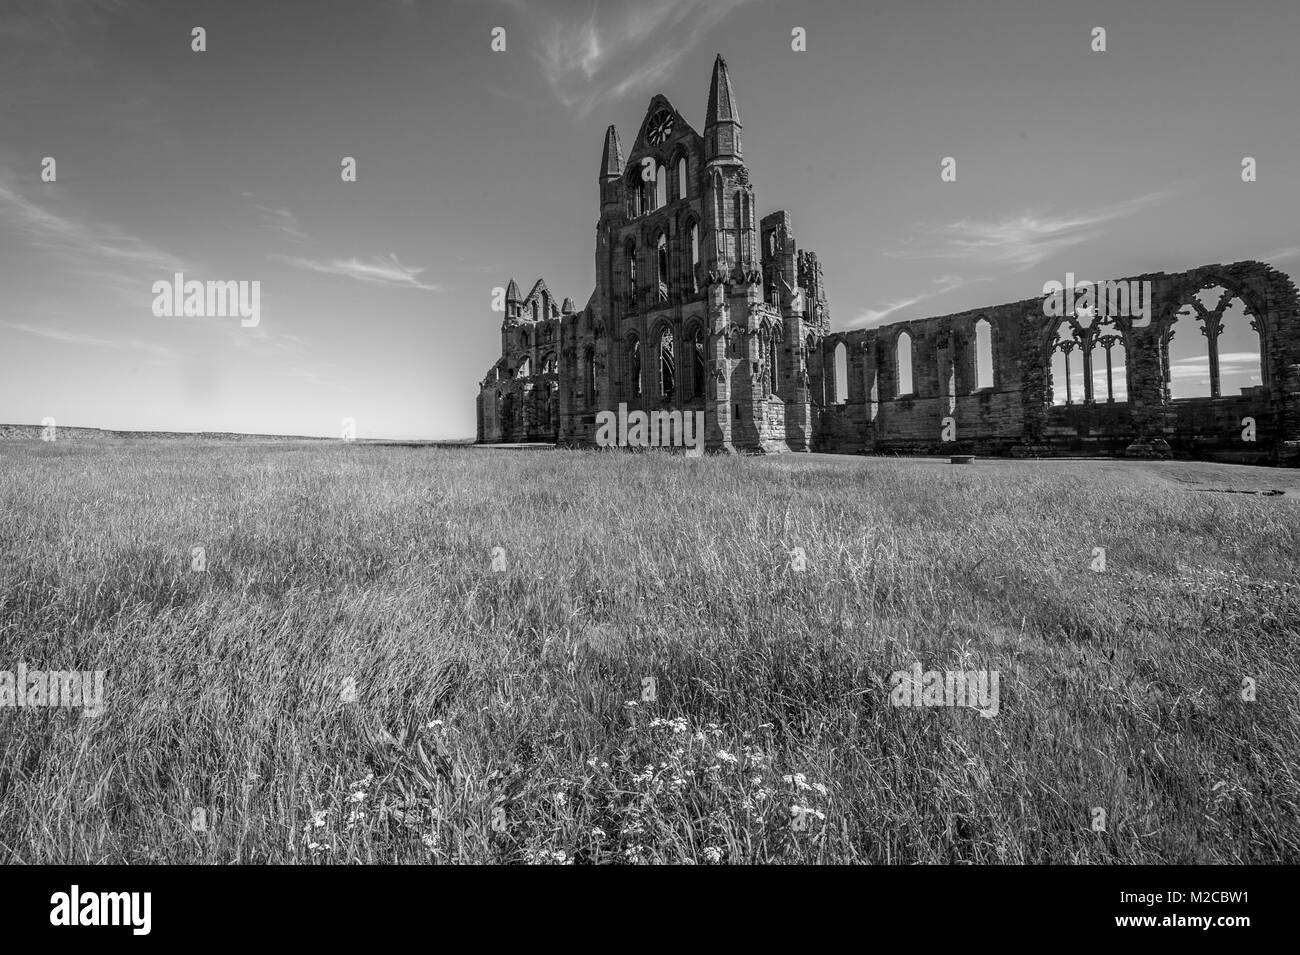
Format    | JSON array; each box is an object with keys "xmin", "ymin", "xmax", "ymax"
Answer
[
  {"xmin": 705, "ymin": 54, "xmax": 740, "ymax": 127},
  {"xmin": 599, "ymin": 125, "xmax": 625, "ymax": 181}
]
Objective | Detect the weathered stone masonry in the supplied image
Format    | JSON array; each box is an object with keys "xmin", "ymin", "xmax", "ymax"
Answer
[
  {"xmin": 477, "ymin": 55, "xmax": 1300, "ymax": 464},
  {"xmin": 815, "ymin": 261, "xmax": 1300, "ymax": 463}
]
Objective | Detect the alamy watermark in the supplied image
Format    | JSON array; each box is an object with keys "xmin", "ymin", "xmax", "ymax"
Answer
[
  {"xmin": 594, "ymin": 403, "xmax": 704, "ymax": 455},
  {"xmin": 889, "ymin": 663, "xmax": 999, "ymax": 717},
  {"xmin": 152, "ymin": 272, "xmax": 260, "ymax": 327},
  {"xmin": 1042, "ymin": 272, "xmax": 1151, "ymax": 327},
  {"xmin": 50, "ymin": 885, "xmax": 150, "ymax": 935},
  {"xmin": 1, "ymin": 664, "xmax": 106, "ymax": 717}
]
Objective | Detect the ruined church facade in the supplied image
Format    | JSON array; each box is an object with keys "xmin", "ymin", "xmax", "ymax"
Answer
[{"xmin": 478, "ymin": 55, "xmax": 1300, "ymax": 465}]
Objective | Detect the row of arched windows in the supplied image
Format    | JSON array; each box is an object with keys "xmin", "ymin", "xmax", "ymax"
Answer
[
  {"xmin": 625, "ymin": 222, "xmax": 701, "ymax": 302},
  {"xmin": 510, "ymin": 352, "xmax": 558, "ymax": 379},
  {"xmin": 1050, "ymin": 320, "xmax": 1127, "ymax": 405},
  {"xmin": 822, "ymin": 320, "xmax": 996, "ymax": 404},
  {"xmin": 627, "ymin": 156, "xmax": 690, "ymax": 218},
  {"xmin": 621, "ymin": 328, "xmax": 709, "ymax": 402}
]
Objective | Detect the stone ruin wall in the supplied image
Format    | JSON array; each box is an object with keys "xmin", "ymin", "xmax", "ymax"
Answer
[{"xmin": 812, "ymin": 260, "xmax": 1300, "ymax": 465}]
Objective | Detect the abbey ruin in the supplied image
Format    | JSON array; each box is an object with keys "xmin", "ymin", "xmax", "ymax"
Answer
[{"xmin": 477, "ymin": 55, "xmax": 1300, "ymax": 465}]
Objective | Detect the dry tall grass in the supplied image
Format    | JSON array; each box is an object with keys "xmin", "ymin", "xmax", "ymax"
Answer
[{"xmin": 1, "ymin": 442, "xmax": 1296, "ymax": 863}]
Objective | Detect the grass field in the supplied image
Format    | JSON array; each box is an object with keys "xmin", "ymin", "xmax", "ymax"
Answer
[{"xmin": 1, "ymin": 442, "xmax": 1297, "ymax": 864}]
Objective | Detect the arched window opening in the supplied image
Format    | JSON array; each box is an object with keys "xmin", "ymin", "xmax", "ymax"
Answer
[
  {"xmin": 974, "ymin": 319, "xmax": 993, "ymax": 390},
  {"xmin": 677, "ymin": 156, "xmax": 687, "ymax": 200},
  {"xmin": 896, "ymin": 332, "xmax": 913, "ymax": 397},
  {"xmin": 833, "ymin": 341, "xmax": 848, "ymax": 404},
  {"xmin": 1217, "ymin": 297, "xmax": 1263, "ymax": 396},
  {"xmin": 531, "ymin": 300, "xmax": 538, "ymax": 322},
  {"xmin": 688, "ymin": 222, "xmax": 700, "ymax": 292},
  {"xmin": 625, "ymin": 242, "xmax": 637, "ymax": 301},
  {"xmin": 1050, "ymin": 322, "xmax": 1078, "ymax": 405},
  {"xmin": 656, "ymin": 233, "xmax": 669, "ymax": 302},
  {"xmin": 627, "ymin": 170, "xmax": 646, "ymax": 218},
  {"xmin": 1092, "ymin": 330, "xmax": 1127, "ymax": 402},
  {"xmin": 659, "ymin": 328, "xmax": 675, "ymax": 399},
  {"xmin": 1166, "ymin": 285, "xmax": 1264, "ymax": 399},
  {"xmin": 517, "ymin": 356, "xmax": 531, "ymax": 378},
  {"xmin": 1167, "ymin": 303, "xmax": 1213, "ymax": 399},
  {"xmin": 655, "ymin": 163, "xmax": 667, "ymax": 209},
  {"xmin": 629, "ymin": 337, "xmax": 641, "ymax": 398},
  {"xmin": 541, "ymin": 352, "xmax": 557, "ymax": 376}
]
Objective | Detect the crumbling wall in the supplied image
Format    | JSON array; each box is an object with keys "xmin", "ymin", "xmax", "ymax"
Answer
[{"xmin": 813, "ymin": 260, "xmax": 1300, "ymax": 463}]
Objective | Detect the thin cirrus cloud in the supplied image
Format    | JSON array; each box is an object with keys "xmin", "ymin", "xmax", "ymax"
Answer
[
  {"xmin": 0, "ymin": 175, "xmax": 187, "ymax": 280},
  {"xmin": 850, "ymin": 274, "xmax": 984, "ymax": 328},
  {"xmin": 885, "ymin": 188, "xmax": 1178, "ymax": 272},
  {"xmin": 274, "ymin": 252, "xmax": 443, "ymax": 291},
  {"xmin": 517, "ymin": 0, "xmax": 756, "ymax": 119},
  {"xmin": 1259, "ymin": 245, "xmax": 1300, "ymax": 263},
  {"xmin": 242, "ymin": 193, "xmax": 308, "ymax": 243},
  {"xmin": 0, "ymin": 319, "xmax": 176, "ymax": 363}
]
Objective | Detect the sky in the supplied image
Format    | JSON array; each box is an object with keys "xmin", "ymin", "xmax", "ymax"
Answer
[{"xmin": 2, "ymin": 0, "xmax": 1297, "ymax": 438}]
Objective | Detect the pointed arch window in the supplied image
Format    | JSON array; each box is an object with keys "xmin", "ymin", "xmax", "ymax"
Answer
[
  {"xmin": 1093, "ymin": 330, "xmax": 1127, "ymax": 402},
  {"xmin": 629, "ymin": 337, "xmax": 642, "ymax": 397},
  {"xmin": 656, "ymin": 233, "xmax": 669, "ymax": 301},
  {"xmin": 896, "ymin": 331, "xmax": 913, "ymax": 397},
  {"xmin": 625, "ymin": 241, "xmax": 637, "ymax": 301},
  {"xmin": 1165, "ymin": 285, "xmax": 1263, "ymax": 400},
  {"xmin": 655, "ymin": 163, "xmax": 667, "ymax": 209},
  {"xmin": 1050, "ymin": 322, "xmax": 1078, "ymax": 405},
  {"xmin": 677, "ymin": 156, "xmax": 688, "ymax": 200},
  {"xmin": 659, "ymin": 328, "xmax": 675, "ymax": 399},
  {"xmin": 974, "ymin": 318, "xmax": 993, "ymax": 390},
  {"xmin": 770, "ymin": 328, "xmax": 780, "ymax": 395},
  {"xmin": 687, "ymin": 221, "xmax": 700, "ymax": 292},
  {"xmin": 627, "ymin": 170, "xmax": 646, "ymax": 217}
]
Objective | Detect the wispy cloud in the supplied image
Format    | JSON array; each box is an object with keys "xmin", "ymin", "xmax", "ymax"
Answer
[
  {"xmin": 0, "ymin": 174, "xmax": 187, "ymax": 280},
  {"xmin": 512, "ymin": 0, "xmax": 756, "ymax": 119},
  {"xmin": 1259, "ymin": 245, "xmax": 1300, "ymax": 263},
  {"xmin": 274, "ymin": 253, "xmax": 443, "ymax": 291},
  {"xmin": 849, "ymin": 275, "xmax": 985, "ymax": 328},
  {"xmin": 885, "ymin": 189, "xmax": 1178, "ymax": 272},
  {"xmin": 242, "ymin": 193, "xmax": 308, "ymax": 243},
  {"xmin": 0, "ymin": 319, "xmax": 176, "ymax": 362}
]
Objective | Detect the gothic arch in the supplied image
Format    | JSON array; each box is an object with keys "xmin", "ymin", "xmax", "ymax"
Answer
[
  {"xmin": 896, "ymin": 330, "xmax": 914, "ymax": 397},
  {"xmin": 624, "ymin": 237, "xmax": 638, "ymax": 301},
  {"xmin": 1162, "ymin": 278, "xmax": 1265, "ymax": 400},
  {"xmin": 973, "ymin": 317, "xmax": 993, "ymax": 391},
  {"xmin": 684, "ymin": 320, "xmax": 707, "ymax": 399},
  {"xmin": 673, "ymin": 151, "xmax": 689, "ymax": 201},
  {"xmin": 626, "ymin": 167, "xmax": 647, "ymax": 218}
]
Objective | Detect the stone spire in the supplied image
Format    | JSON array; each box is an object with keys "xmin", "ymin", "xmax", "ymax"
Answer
[
  {"xmin": 706, "ymin": 55, "xmax": 743, "ymax": 165},
  {"xmin": 599, "ymin": 124, "xmax": 624, "ymax": 181},
  {"xmin": 505, "ymin": 278, "xmax": 521, "ymax": 303},
  {"xmin": 705, "ymin": 54, "xmax": 740, "ymax": 128}
]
